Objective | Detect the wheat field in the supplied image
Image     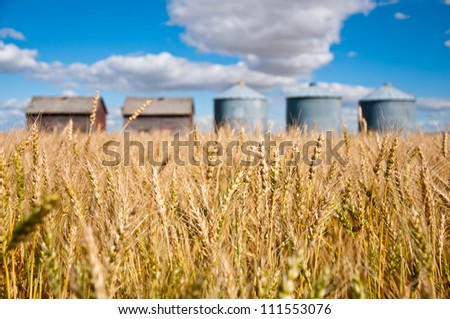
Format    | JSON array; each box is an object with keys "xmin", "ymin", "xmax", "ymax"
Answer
[{"xmin": 0, "ymin": 120, "xmax": 449, "ymax": 299}]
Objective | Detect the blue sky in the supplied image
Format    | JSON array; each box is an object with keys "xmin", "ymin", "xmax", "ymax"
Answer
[{"xmin": 0, "ymin": 0, "xmax": 449, "ymax": 132}]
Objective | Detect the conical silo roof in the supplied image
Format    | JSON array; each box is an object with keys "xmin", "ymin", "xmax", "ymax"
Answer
[
  {"xmin": 216, "ymin": 82, "xmax": 267, "ymax": 100},
  {"xmin": 288, "ymin": 82, "xmax": 341, "ymax": 99},
  {"xmin": 361, "ymin": 83, "xmax": 415, "ymax": 102}
]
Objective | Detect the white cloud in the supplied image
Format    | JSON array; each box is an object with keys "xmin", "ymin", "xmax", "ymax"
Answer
[
  {"xmin": 417, "ymin": 120, "xmax": 448, "ymax": 132},
  {"xmin": 347, "ymin": 51, "xmax": 358, "ymax": 58},
  {"xmin": 0, "ymin": 41, "xmax": 38, "ymax": 72},
  {"xmin": 376, "ymin": 0, "xmax": 399, "ymax": 6},
  {"xmin": 0, "ymin": 39, "xmax": 295, "ymax": 92},
  {"xmin": 394, "ymin": 12, "xmax": 410, "ymax": 20},
  {"xmin": 446, "ymin": 30, "xmax": 450, "ymax": 34},
  {"xmin": 445, "ymin": 0, "xmax": 450, "ymax": 5},
  {"xmin": 0, "ymin": 1, "xmax": 381, "ymax": 92},
  {"xmin": 325, "ymin": 83, "xmax": 373, "ymax": 104},
  {"xmin": 61, "ymin": 90, "xmax": 78, "ymax": 97},
  {"xmin": 0, "ymin": 98, "xmax": 28, "ymax": 110},
  {"xmin": 0, "ymin": 28, "xmax": 25, "ymax": 41},
  {"xmin": 445, "ymin": 40, "xmax": 450, "ymax": 48},
  {"xmin": 409, "ymin": 98, "xmax": 450, "ymax": 131},
  {"xmin": 167, "ymin": 0, "xmax": 375, "ymax": 77},
  {"xmin": 29, "ymin": 52, "xmax": 295, "ymax": 92},
  {"xmin": 106, "ymin": 108, "xmax": 123, "ymax": 132},
  {"xmin": 0, "ymin": 98, "xmax": 28, "ymax": 131},
  {"xmin": 417, "ymin": 98, "xmax": 450, "ymax": 112}
]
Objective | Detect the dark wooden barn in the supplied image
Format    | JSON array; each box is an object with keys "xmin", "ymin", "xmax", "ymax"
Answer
[
  {"xmin": 26, "ymin": 96, "xmax": 107, "ymax": 132},
  {"xmin": 122, "ymin": 97, "xmax": 194, "ymax": 133}
]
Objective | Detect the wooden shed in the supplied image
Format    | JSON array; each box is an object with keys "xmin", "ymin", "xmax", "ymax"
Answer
[
  {"xmin": 26, "ymin": 96, "xmax": 107, "ymax": 132},
  {"xmin": 122, "ymin": 97, "xmax": 194, "ymax": 133}
]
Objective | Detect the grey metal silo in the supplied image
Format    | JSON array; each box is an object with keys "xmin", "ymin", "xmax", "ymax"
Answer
[
  {"xmin": 214, "ymin": 82, "xmax": 268, "ymax": 131},
  {"xmin": 286, "ymin": 82, "xmax": 342, "ymax": 131},
  {"xmin": 359, "ymin": 83, "xmax": 416, "ymax": 132}
]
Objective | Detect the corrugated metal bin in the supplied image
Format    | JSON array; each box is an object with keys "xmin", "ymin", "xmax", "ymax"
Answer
[
  {"xmin": 286, "ymin": 82, "xmax": 342, "ymax": 132},
  {"xmin": 214, "ymin": 82, "xmax": 268, "ymax": 131},
  {"xmin": 359, "ymin": 83, "xmax": 416, "ymax": 132}
]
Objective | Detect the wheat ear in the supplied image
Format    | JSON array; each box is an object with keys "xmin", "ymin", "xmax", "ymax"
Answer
[
  {"xmin": 121, "ymin": 100, "xmax": 152, "ymax": 132},
  {"xmin": 7, "ymin": 195, "xmax": 59, "ymax": 250}
]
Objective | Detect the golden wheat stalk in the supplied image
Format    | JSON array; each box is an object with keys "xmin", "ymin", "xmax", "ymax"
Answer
[
  {"xmin": 89, "ymin": 91, "xmax": 99, "ymax": 136},
  {"xmin": 442, "ymin": 131, "xmax": 448, "ymax": 158},
  {"xmin": 82, "ymin": 224, "xmax": 107, "ymax": 299},
  {"xmin": 7, "ymin": 195, "xmax": 59, "ymax": 250},
  {"xmin": 307, "ymin": 134, "xmax": 324, "ymax": 182},
  {"xmin": 121, "ymin": 100, "xmax": 152, "ymax": 132},
  {"xmin": 0, "ymin": 125, "xmax": 449, "ymax": 298},
  {"xmin": 358, "ymin": 106, "xmax": 368, "ymax": 134}
]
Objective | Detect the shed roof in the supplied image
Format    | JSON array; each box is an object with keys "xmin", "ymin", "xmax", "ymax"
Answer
[
  {"xmin": 122, "ymin": 97, "xmax": 194, "ymax": 116},
  {"xmin": 26, "ymin": 96, "xmax": 107, "ymax": 115},
  {"xmin": 360, "ymin": 83, "xmax": 415, "ymax": 102},
  {"xmin": 216, "ymin": 82, "xmax": 267, "ymax": 100},
  {"xmin": 287, "ymin": 82, "xmax": 341, "ymax": 99}
]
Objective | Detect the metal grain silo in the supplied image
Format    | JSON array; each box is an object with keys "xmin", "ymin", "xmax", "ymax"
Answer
[
  {"xmin": 359, "ymin": 83, "xmax": 416, "ymax": 132},
  {"xmin": 286, "ymin": 82, "xmax": 342, "ymax": 131},
  {"xmin": 214, "ymin": 82, "xmax": 268, "ymax": 131}
]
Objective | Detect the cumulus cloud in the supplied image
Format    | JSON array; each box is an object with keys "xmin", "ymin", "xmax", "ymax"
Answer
[
  {"xmin": 417, "ymin": 120, "xmax": 448, "ymax": 132},
  {"xmin": 325, "ymin": 83, "xmax": 373, "ymax": 104},
  {"xmin": 0, "ymin": 98, "xmax": 28, "ymax": 110},
  {"xmin": 416, "ymin": 98, "xmax": 450, "ymax": 132},
  {"xmin": 0, "ymin": 41, "xmax": 38, "ymax": 72},
  {"xmin": 29, "ymin": 52, "xmax": 295, "ymax": 92},
  {"xmin": 376, "ymin": 0, "xmax": 399, "ymax": 6},
  {"xmin": 417, "ymin": 98, "xmax": 450, "ymax": 112},
  {"xmin": 106, "ymin": 107, "xmax": 123, "ymax": 132},
  {"xmin": 395, "ymin": 98, "xmax": 450, "ymax": 131},
  {"xmin": 0, "ymin": 28, "xmax": 25, "ymax": 41},
  {"xmin": 0, "ymin": 98, "xmax": 28, "ymax": 131},
  {"xmin": 347, "ymin": 51, "xmax": 358, "ymax": 58},
  {"xmin": 61, "ymin": 90, "xmax": 78, "ymax": 97},
  {"xmin": 445, "ymin": 40, "xmax": 450, "ymax": 48},
  {"xmin": 167, "ymin": 0, "xmax": 375, "ymax": 77},
  {"xmin": 445, "ymin": 0, "xmax": 450, "ymax": 5},
  {"xmin": 394, "ymin": 12, "xmax": 410, "ymax": 20},
  {"xmin": 0, "ymin": 38, "xmax": 295, "ymax": 92},
  {"xmin": 0, "ymin": 1, "xmax": 381, "ymax": 92}
]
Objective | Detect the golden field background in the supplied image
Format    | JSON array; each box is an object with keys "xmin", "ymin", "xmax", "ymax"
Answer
[{"xmin": 0, "ymin": 124, "xmax": 449, "ymax": 299}]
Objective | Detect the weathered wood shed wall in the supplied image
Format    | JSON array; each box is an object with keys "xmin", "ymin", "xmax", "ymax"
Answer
[
  {"xmin": 26, "ymin": 96, "xmax": 107, "ymax": 132},
  {"xmin": 122, "ymin": 97, "xmax": 194, "ymax": 133}
]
